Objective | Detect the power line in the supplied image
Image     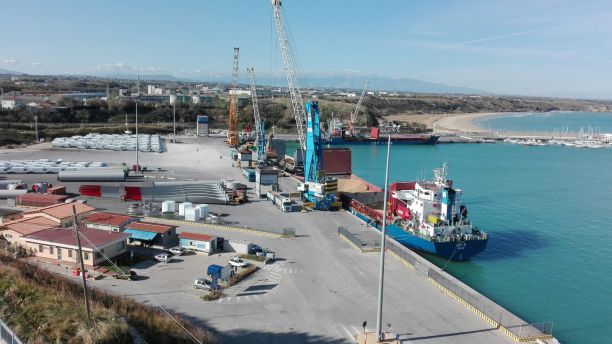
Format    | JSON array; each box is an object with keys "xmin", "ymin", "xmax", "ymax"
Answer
[{"xmin": 76, "ymin": 233, "xmax": 203, "ymax": 344}]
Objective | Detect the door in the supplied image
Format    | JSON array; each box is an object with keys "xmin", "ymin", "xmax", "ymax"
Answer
[{"xmin": 57, "ymin": 247, "xmax": 62, "ymax": 260}]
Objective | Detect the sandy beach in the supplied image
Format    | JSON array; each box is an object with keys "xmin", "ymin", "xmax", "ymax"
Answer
[{"xmin": 384, "ymin": 112, "xmax": 508, "ymax": 133}]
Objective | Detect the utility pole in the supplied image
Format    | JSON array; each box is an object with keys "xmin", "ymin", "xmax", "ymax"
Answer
[
  {"xmin": 72, "ymin": 205, "xmax": 91, "ymax": 320},
  {"xmin": 135, "ymin": 100, "xmax": 139, "ymax": 171},
  {"xmin": 34, "ymin": 115, "xmax": 39, "ymax": 143},
  {"xmin": 376, "ymin": 133, "xmax": 392, "ymax": 341},
  {"xmin": 173, "ymin": 100, "xmax": 176, "ymax": 142}
]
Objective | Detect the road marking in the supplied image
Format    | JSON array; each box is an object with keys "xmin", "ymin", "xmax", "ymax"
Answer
[{"xmin": 340, "ymin": 325, "xmax": 355, "ymax": 341}]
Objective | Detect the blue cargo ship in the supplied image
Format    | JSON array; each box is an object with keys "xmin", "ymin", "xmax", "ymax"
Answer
[{"xmin": 344, "ymin": 164, "xmax": 488, "ymax": 261}]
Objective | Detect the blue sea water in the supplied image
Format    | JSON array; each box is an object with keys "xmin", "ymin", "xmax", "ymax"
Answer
[
  {"xmin": 347, "ymin": 142, "xmax": 612, "ymax": 344},
  {"xmin": 474, "ymin": 111, "xmax": 612, "ymax": 133}
]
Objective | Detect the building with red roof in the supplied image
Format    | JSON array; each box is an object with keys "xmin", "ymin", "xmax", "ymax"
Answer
[
  {"xmin": 83, "ymin": 212, "xmax": 135, "ymax": 232},
  {"xmin": 0, "ymin": 216, "xmax": 59, "ymax": 246},
  {"xmin": 124, "ymin": 221, "xmax": 178, "ymax": 248},
  {"xmin": 22, "ymin": 227, "xmax": 130, "ymax": 267},
  {"xmin": 178, "ymin": 231, "xmax": 218, "ymax": 254}
]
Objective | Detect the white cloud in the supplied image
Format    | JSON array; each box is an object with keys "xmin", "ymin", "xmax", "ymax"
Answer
[
  {"xmin": 2, "ymin": 59, "xmax": 18, "ymax": 64},
  {"xmin": 31, "ymin": 62, "xmax": 42, "ymax": 66}
]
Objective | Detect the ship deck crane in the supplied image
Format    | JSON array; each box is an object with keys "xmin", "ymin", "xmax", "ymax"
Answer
[
  {"xmin": 271, "ymin": 0, "xmax": 339, "ymax": 210},
  {"xmin": 227, "ymin": 47, "xmax": 240, "ymax": 146},
  {"xmin": 347, "ymin": 81, "xmax": 368, "ymax": 136},
  {"xmin": 247, "ymin": 67, "xmax": 266, "ymax": 165}
]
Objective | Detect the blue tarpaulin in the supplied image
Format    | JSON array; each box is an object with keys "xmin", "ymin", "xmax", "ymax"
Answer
[{"xmin": 124, "ymin": 229, "xmax": 158, "ymax": 241}]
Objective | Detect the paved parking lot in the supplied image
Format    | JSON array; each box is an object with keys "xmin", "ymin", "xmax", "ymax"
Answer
[{"xmin": 2, "ymin": 138, "xmax": 516, "ymax": 344}]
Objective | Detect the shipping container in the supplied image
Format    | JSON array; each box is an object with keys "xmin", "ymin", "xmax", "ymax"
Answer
[
  {"xmin": 322, "ymin": 148, "xmax": 352, "ymax": 175},
  {"xmin": 17, "ymin": 193, "xmax": 68, "ymax": 207}
]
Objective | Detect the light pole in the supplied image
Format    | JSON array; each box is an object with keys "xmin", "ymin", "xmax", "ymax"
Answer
[
  {"xmin": 376, "ymin": 132, "xmax": 392, "ymax": 341},
  {"xmin": 173, "ymin": 100, "xmax": 176, "ymax": 142},
  {"xmin": 34, "ymin": 115, "xmax": 39, "ymax": 143},
  {"xmin": 135, "ymin": 100, "xmax": 139, "ymax": 171}
]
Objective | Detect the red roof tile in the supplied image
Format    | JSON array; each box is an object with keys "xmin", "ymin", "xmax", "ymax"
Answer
[
  {"xmin": 178, "ymin": 232, "xmax": 214, "ymax": 241},
  {"xmin": 84, "ymin": 212, "xmax": 133, "ymax": 227},
  {"xmin": 24, "ymin": 227, "xmax": 129, "ymax": 248},
  {"xmin": 2, "ymin": 216, "xmax": 59, "ymax": 235},
  {"xmin": 25, "ymin": 203, "xmax": 94, "ymax": 220},
  {"xmin": 125, "ymin": 222, "xmax": 176, "ymax": 234}
]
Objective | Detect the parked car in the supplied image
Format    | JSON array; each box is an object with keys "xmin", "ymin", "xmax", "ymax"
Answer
[
  {"xmin": 154, "ymin": 253, "xmax": 173, "ymax": 262},
  {"xmin": 193, "ymin": 278, "xmax": 213, "ymax": 290},
  {"xmin": 229, "ymin": 256, "xmax": 249, "ymax": 268},
  {"xmin": 249, "ymin": 245, "xmax": 263, "ymax": 254},
  {"xmin": 168, "ymin": 246, "xmax": 186, "ymax": 256},
  {"xmin": 112, "ymin": 269, "xmax": 137, "ymax": 281}
]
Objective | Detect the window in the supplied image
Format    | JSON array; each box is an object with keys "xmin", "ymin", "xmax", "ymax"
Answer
[
  {"xmin": 83, "ymin": 252, "xmax": 89, "ymax": 260},
  {"xmin": 49, "ymin": 246, "xmax": 54, "ymax": 254},
  {"xmin": 68, "ymin": 250, "xmax": 73, "ymax": 258},
  {"xmin": 4, "ymin": 233, "xmax": 12, "ymax": 239},
  {"xmin": 39, "ymin": 244, "xmax": 43, "ymax": 252}
]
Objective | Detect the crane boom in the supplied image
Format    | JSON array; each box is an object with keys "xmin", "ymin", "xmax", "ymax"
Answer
[
  {"xmin": 271, "ymin": 0, "xmax": 306, "ymax": 150},
  {"xmin": 247, "ymin": 67, "xmax": 265, "ymax": 163},
  {"xmin": 348, "ymin": 81, "xmax": 368, "ymax": 136},
  {"xmin": 227, "ymin": 47, "xmax": 240, "ymax": 146}
]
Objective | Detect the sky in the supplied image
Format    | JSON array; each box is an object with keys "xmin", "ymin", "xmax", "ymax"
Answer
[{"xmin": 1, "ymin": 0, "xmax": 612, "ymax": 98}]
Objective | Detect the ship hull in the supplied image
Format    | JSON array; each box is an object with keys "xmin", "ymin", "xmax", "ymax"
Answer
[
  {"xmin": 327, "ymin": 135, "xmax": 439, "ymax": 145},
  {"xmin": 351, "ymin": 210, "xmax": 488, "ymax": 261}
]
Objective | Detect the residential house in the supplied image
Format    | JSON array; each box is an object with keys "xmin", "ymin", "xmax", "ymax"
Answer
[
  {"xmin": 0, "ymin": 216, "xmax": 59, "ymax": 246},
  {"xmin": 83, "ymin": 212, "xmax": 135, "ymax": 232},
  {"xmin": 0, "ymin": 208, "xmax": 23, "ymax": 224},
  {"xmin": 22, "ymin": 227, "xmax": 130, "ymax": 267},
  {"xmin": 124, "ymin": 222, "xmax": 178, "ymax": 248},
  {"xmin": 22, "ymin": 203, "xmax": 95, "ymax": 227}
]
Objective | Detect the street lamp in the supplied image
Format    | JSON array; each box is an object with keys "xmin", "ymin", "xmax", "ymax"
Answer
[
  {"xmin": 34, "ymin": 115, "xmax": 39, "ymax": 143},
  {"xmin": 375, "ymin": 129, "xmax": 392, "ymax": 341},
  {"xmin": 135, "ymin": 100, "xmax": 139, "ymax": 171}
]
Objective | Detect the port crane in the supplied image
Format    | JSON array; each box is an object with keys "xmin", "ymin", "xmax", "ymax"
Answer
[
  {"xmin": 271, "ymin": 0, "xmax": 338, "ymax": 210},
  {"xmin": 246, "ymin": 67, "xmax": 266, "ymax": 165},
  {"xmin": 227, "ymin": 47, "xmax": 240, "ymax": 146},
  {"xmin": 347, "ymin": 81, "xmax": 369, "ymax": 136}
]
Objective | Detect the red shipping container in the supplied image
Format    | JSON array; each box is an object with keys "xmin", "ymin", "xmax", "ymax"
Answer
[
  {"xmin": 322, "ymin": 148, "xmax": 352, "ymax": 176},
  {"xmin": 46, "ymin": 186, "xmax": 66, "ymax": 195},
  {"xmin": 17, "ymin": 194, "xmax": 69, "ymax": 207}
]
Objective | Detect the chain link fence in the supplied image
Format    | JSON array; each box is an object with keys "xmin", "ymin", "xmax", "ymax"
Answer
[{"xmin": 0, "ymin": 319, "xmax": 23, "ymax": 344}]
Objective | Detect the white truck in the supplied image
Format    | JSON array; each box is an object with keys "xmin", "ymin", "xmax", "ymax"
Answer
[{"xmin": 267, "ymin": 191, "xmax": 292, "ymax": 212}]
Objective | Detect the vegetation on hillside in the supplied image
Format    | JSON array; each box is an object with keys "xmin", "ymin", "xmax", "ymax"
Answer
[{"xmin": 0, "ymin": 252, "xmax": 218, "ymax": 344}]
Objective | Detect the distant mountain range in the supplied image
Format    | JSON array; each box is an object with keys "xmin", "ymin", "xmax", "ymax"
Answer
[
  {"xmin": 0, "ymin": 67, "xmax": 21, "ymax": 75},
  {"xmin": 99, "ymin": 72, "xmax": 484, "ymax": 94}
]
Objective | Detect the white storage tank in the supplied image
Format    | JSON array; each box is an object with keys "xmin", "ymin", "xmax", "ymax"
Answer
[
  {"xmin": 195, "ymin": 204, "xmax": 209, "ymax": 218},
  {"xmin": 184, "ymin": 207, "xmax": 199, "ymax": 221},
  {"xmin": 161, "ymin": 200, "xmax": 176, "ymax": 213},
  {"xmin": 178, "ymin": 202, "xmax": 193, "ymax": 216}
]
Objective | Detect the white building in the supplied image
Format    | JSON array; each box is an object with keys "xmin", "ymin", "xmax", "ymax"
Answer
[{"xmin": 1, "ymin": 98, "xmax": 26, "ymax": 109}]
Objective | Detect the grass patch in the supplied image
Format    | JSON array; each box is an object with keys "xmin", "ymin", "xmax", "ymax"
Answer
[
  {"xmin": 0, "ymin": 252, "xmax": 218, "ymax": 344},
  {"xmin": 227, "ymin": 265, "xmax": 258, "ymax": 287},
  {"xmin": 200, "ymin": 290, "xmax": 224, "ymax": 302},
  {"xmin": 238, "ymin": 253, "xmax": 267, "ymax": 262}
]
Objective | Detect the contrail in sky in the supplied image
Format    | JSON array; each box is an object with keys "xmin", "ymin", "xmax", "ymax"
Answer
[{"xmin": 454, "ymin": 30, "xmax": 539, "ymax": 46}]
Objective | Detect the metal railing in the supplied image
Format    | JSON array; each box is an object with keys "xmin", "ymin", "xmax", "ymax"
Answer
[
  {"xmin": 0, "ymin": 320, "xmax": 23, "ymax": 344},
  {"xmin": 385, "ymin": 238, "xmax": 553, "ymax": 340}
]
